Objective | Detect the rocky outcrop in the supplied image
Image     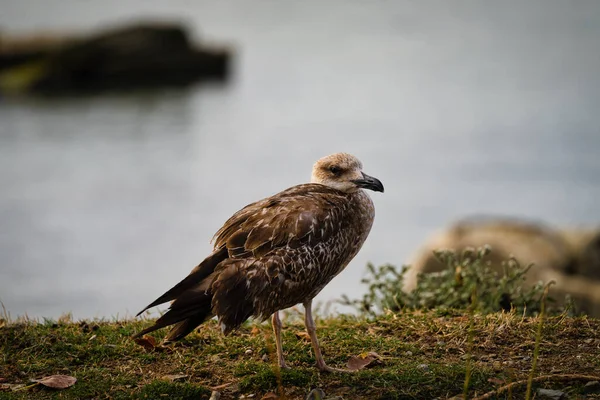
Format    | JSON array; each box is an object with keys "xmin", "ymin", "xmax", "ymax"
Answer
[
  {"xmin": 406, "ymin": 216, "xmax": 600, "ymax": 316},
  {"xmin": 0, "ymin": 21, "xmax": 231, "ymax": 95}
]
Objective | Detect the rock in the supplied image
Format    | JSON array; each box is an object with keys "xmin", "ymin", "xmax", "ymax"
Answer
[
  {"xmin": 209, "ymin": 391, "xmax": 221, "ymax": 400},
  {"xmin": 306, "ymin": 388, "xmax": 326, "ymax": 400},
  {"xmin": 405, "ymin": 217, "xmax": 600, "ymax": 316},
  {"xmin": 536, "ymin": 388, "xmax": 567, "ymax": 400},
  {"xmin": 417, "ymin": 363, "xmax": 429, "ymax": 371},
  {"xmin": 584, "ymin": 381, "xmax": 600, "ymax": 394},
  {"xmin": 0, "ymin": 21, "xmax": 232, "ymax": 95}
]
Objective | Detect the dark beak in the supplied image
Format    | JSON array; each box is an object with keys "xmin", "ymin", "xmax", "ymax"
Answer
[{"xmin": 352, "ymin": 172, "xmax": 384, "ymax": 193}]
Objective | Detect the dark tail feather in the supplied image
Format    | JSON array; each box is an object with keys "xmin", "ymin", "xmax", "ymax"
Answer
[
  {"xmin": 163, "ymin": 314, "xmax": 210, "ymax": 343},
  {"xmin": 133, "ymin": 286, "xmax": 213, "ymax": 340},
  {"xmin": 136, "ymin": 247, "xmax": 227, "ymax": 316},
  {"xmin": 211, "ymin": 263, "xmax": 254, "ymax": 335}
]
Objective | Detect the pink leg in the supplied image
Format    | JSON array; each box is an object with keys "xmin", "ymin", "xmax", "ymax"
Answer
[
  {"xmin": 303, "ymin": 299, "xmax": 353, "ymax": 373},
  {"xmin": 271, "ymin": 311, "xmax": 289, "ymax": 369}
]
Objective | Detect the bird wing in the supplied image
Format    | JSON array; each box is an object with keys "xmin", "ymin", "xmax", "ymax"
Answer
[{"xmin": 212, "ymin": 183, "xmax": 348, "ymax": 259}]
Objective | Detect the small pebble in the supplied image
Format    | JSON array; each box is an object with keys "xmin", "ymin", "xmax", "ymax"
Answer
[
  {"xmin": 306, "ymin": 388, "xmax": 326, "ymax": 400},
  {"xmin": 536, "ymin": 388, "xmax": 567, "ymax": 400},
  {"xmin": 404, "ymin": 351, "xmax": 413, "ymax": 356},
  {"xmin": 417, "ymin": 363, "xmax": 429, "ymax": 371},
  {"xmin": 261, "ymin": 354, "xmax": 269, "ymax": 362},
  {"xmin": 209, "ymin": 391, "xmax": 221, "ymax": 400},
  {"xmin": 245, "ymin": 349, "xmax": 253, "ymax": 355},
  {"xmin": 584, "ymin": 381, "xmax": 600, "ymax": 394}
]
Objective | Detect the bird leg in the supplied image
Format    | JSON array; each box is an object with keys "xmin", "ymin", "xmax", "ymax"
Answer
[
  {"xmin": 271, "ymin": 311, "xmax": 289, "ymax": 369},
  {"xmin": 303, "ymin": 299, "xmax": 353, "ymax": 373}
]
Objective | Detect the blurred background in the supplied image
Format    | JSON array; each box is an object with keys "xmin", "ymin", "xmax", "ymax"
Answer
[{"xmin": 1, "ymin": 1, "xmax": 599, "ymax": 320}]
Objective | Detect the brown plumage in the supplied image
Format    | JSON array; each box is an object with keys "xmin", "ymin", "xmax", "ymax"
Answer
[{"xmin": 134, "ymin": 153, "xmax": 384, "ymax": 372}]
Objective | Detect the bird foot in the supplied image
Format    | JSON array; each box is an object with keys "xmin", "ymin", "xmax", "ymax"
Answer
[{"xmin": 278, "ymin": 361, "xmax": 290, "ymax": 370}]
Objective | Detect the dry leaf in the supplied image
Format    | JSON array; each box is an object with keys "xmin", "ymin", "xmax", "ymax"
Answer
[
  {"xmin": 295, "ymin": 331, "xmax": 311, "ymax": 342},
  {"xmin": 251, "ymin": 326, "xmax": 260, "ymax": 336},
  {"xmin": 134, "ymin": 335, "xmax": 156, "ymax": 350},
  {"xmin": 261, "ymin": 392, "xmax": 279, "ymax": 399},
  {"xmin": 162, "ymin": 374, "xmax": 188, "ymax": 382},
  {"xmin": 346, "ymin": 352, "xmax": 383, "ymax": 371},
  {"xmin": 33, "ymin": 375, "xmax": 77, "ymax": 389}
]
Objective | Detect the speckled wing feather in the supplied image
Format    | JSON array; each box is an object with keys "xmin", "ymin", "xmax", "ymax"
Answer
[{"xmin": 213, "ymin": 184, "xmax": 348, "ymax": 257}]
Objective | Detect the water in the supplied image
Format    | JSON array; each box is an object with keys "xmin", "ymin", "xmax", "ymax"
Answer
[{"xmin": 1, "ymin": 0, "xmax": 600, "ymax": 320}]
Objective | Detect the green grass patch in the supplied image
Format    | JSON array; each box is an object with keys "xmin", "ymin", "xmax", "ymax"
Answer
[{"xmin": 1, "ymin": 312, "xmax": 599, "ymax": 399}]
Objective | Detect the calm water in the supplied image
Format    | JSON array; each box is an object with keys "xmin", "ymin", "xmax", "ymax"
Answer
[{"xmin": 1, "ymin": 1, "xmax": 600, "ymax": 319}]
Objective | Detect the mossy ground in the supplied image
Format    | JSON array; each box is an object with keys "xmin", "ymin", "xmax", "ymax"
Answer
[{"xmin": 1, "ymin": 311, "xmax": 599, "ymax": 399}]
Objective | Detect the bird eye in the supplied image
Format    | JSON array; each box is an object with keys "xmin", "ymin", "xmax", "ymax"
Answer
[{"xmin": 329, "ymin": 165, "xmax": 341, "ymax": 175}]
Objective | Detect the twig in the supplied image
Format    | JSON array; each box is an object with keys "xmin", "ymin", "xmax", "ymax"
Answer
[
  {"xmin": 473, "ymin": 374, "xmax": 600, "ymax": 400},
  {"xmin": 11, "ymin": 382, "xmax": 40, "ymax": 391}
]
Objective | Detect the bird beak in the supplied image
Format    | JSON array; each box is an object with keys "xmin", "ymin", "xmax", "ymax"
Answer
[{"xmin": 352, "ymin": 172, "xmax": 384, "ymax": 193}]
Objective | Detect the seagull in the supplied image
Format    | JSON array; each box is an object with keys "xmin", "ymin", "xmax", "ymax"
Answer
[{"xmin": 134, "ymin": 152, "xmax": 384, "ymax": 372}]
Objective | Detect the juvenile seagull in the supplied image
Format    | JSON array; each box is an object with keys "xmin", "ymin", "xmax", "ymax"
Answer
[{"xmin": 134, "ymin": 153, "xmax": 383, "ymax": 372}]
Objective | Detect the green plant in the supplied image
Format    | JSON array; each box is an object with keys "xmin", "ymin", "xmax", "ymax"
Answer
[{"xmin": 341, "ymin": 246, "xmax": 564, "ymax": 316}]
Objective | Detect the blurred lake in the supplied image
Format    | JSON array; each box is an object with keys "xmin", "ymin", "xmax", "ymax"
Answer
[{"xmin": 1, "ymin": 1, "xmax": 599, "ymax": 320}]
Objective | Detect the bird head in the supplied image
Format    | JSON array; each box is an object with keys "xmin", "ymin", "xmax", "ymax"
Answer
[{"xmin": 311, "ymin": 153, "xmax": 384, "ymax": 193}]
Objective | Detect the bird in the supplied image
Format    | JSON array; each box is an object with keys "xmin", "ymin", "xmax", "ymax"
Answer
[{"xmin": 133, "ymin": 152, "xmax": 384, "ymax": 372}]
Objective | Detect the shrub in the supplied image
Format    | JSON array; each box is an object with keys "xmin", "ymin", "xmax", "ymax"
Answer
[{"xmin": 341, "ymin": 246, "xmax": 567, "ymax": 316}]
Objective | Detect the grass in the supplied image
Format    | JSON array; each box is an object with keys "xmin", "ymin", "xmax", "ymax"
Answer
[
  {"xmin": 1, "ymin": 311, "xmax": 600, "ymax": 399},
  {"xmin": 2, "ymin": 247, "xmax": 599, "ymax": 399}
]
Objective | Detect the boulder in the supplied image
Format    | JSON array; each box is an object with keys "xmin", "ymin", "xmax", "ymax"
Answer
[
  {"xmin": 0, "ymin": 21, "xmax": 231, "ymax": 95},
  {"xmin": 405, "ymin": 216, "xmax": 600, "ymax": 316}
]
